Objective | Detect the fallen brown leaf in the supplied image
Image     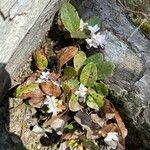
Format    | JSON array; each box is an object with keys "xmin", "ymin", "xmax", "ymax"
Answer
[
  {"xmin": 62, "ymin": 133, "xmax": 79, "ymax": 140},
  {"xmin": 103, "ymin": 99, "xmax": 127, "ymax": 146},
  {"xmin": 99, "ymin": 123, "xmax": 118, "ymax": 137},
  {"xmin": 17, "ymin": 85, "xmax": 44, "ymax": 99},
  {"xmin": 28, "ymin": 96, "xmax": 45, "ymax": 108},
  {"xmin": 50, "ymin": 71, "xmax": 60, "ymax": 81},
  {"xmin": 57, "ymin": 46, "xmax": 78, "ymax": 71},
  {"xmin": 25, "ymin": 72, "xmax": 39, "ymax": 83},
  {"xmin": 40, "ymin": 81, "xmax": 62, "ymax": 97}
]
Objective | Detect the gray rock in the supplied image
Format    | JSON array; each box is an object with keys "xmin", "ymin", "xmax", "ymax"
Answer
[{"xmin": 71, "ymin": 0, "xmax": 150, "ymax": 148}]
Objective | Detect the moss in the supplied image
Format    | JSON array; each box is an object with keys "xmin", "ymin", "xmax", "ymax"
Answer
[{"xmin": 134, "ymin": 18, "xmax": 150, "ymax": 38}]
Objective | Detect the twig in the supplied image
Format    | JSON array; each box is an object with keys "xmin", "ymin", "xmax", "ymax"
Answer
[
  {"xmin": 127, "ymin": 18, "xmax": 147, "ymax": 40},
  {"xmin": 117, "ymin": 0, "xmax": 150, "ymax": 20},
  {"xmin": 20, "ymin": 104, "xmax": 27, "ymax": 138}
]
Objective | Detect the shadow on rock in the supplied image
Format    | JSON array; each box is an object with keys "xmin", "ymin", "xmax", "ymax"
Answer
[{"xmin": 0, "ymin": 63, "xmax": 26, "ymax": 150}]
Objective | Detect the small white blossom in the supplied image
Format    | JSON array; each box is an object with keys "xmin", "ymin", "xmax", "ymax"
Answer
[
  {"xmin": 80, "ymin": 19, "xmax": 88, "ymax": 31},
  {"xmin": 35, "ymin": 71, "xmax": 50, "ymax": 83},
  {"xmin": 88, "ymin": 24, "xmax": 100, "ymax": 34},
  {"xmin": 104, "ymin": 132, "xmax": 119, "ymax": 150},
  {"xmin": 44, "ymin": 96, "xmax": 61, "ymax": 115},
  {"xmin": 86, "ymin": 32, "xmax": 106, "ymax": 49},
  {"xmin": 75, "ymin": 84, "xmax": 87, "ymax": 98}
]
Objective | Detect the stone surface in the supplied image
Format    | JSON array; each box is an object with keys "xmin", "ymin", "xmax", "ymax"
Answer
[
  {"xmin": 71, "ymin": 0, "xmax": 150, "ymax": 148},
  {"xmin": 0, "ymin": 0, "xmax": 63, "ymax": 100}
]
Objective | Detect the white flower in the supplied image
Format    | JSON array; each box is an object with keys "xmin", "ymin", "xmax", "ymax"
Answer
[
  {"xmin": 88, "ymin": 24, "xmax": 100, "ymax": 34},
  {"xmin": 86, "ymin": 32, "xmax": 106, "ymax": 49},
  {"xmin": 35, "ymin": 71, "xmax": 50, "ymax": 83},
  {"xmin": 75, "ymin": 84, "xmax": 87, "ymax": 98},
  {"xmin": 44, "ymin": 96, "xmax": 61, "ymax": 115},
  {"xmin": 80, "ymin": 19, "xmax": 88, "ymax": 31},
  {"xmin": 104, "ymin": 132, "xmax": 119, "ymax": 149}
]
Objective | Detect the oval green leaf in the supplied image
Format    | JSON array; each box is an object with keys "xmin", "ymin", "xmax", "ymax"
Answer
[
  {"xmin": 94, "ymin": 82, "xmax": 108, "ymax": 96},
  {"xmin": 73, "ymin": 51, "xmax": 87, "ymax": 72},
  {"xmin": 87, "ymin": 88, "xmax": 104, "ymax": 109},
  {"xmin": 80, "ymin": 62, "xmax": 97, "ymax": 87},
  {"xmin": 62, "ymin": 66, "xmax": 77, "ymax": 81},
  {"xmin": 34, "ymin": 49, "xmax": 48, "ymax": 70},
  {"xmin": 60, "ymin": 2, "xmax": 80, "ymax": 33},
  {"xmin": 69, "ymin": 94, "xmax": 83, "ymax": 112}
]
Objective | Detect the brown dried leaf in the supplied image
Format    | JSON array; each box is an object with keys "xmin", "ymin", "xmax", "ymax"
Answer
[
  {"xmin": 50, "ymin": 71, "xmax": 60, "ymax": 81},
  {"xmin": 104, "ymin": 99, "xmax": 128, "ymax": 139},
  {"xmin": 90, "ymin": 114, "xmax": 105, "ymax": 127},
  {"xmin": 16, "ymin": 83, "xmax": 44, "ymax": 99},
  {"xmin": 40, "ymin": 81, "xmax": 62, "ymax": 97},
  {"xmin": 62, "ymin": 133, "xmax": 79, "ymax": 140},
  {"xmin": 99, "ymin": 123, "xmax": 117, "ymax": 137},
  {"xmin": 114, "ymin": 110, "xmax": 128, "ymax": 139},
  {"xmin": 25, "ymin": 72, "xmax": 39, "ymax": 83},
  {"xmin": 57, "ymin": 46, "xmax": 78, "ymax": 70},
  {"xmin": 28, "ymin": 96, "xmax": 45, "ymax": 108}
]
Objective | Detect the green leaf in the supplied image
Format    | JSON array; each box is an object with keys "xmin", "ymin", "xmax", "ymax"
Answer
[
  {"xmin": 34, "ymin": 49, "xmax": 48, "ymax": 70},
  {"xmin": 80, "ymin": 62, "xmax": 97, "ymax": 87},
  {"xmin": 97, "ymin": 61, "xmax": 115, "ymax": 80},
  {"xmin": 67, "ymin": 140, "xmax": 78, "ymax": 148},
  {"xmin": 86, "ymin": 16, "xmax": 102, "ymax": 27},
  {"xmin": 73, "ymin": 51, "xmax": 87, "ymax": 72},
  {"xmin": 69, "ymin": 94, "xmax": 82, "ymax": 112},
  {"xmin": 63, "ymin": 79, "xmax": 79, "ymax": 90},
  {"xmin": 87, "ymin": 95, "xmax": 99, "ymax": 110},
  {"xmin": 62, "ymin": 66, "xmax": 77, "ymax": 81},
  {"xmin": 64, "ymin": 123, "xmax": 76, "ymax": 131},
  {"xmin": 87, "ymin": 88, "xmax": 104, "ymax": 109},
  {"xmin": 84, "ymin": 53, "xmax": 115, "ymax": 80},
  {"xmin": 94, "ymin": 82, "xmax": 108, "ymax": 96},
  {"xmin": 62, "ymin": 79, "xmax": 79, "ymax": 97},
  {"xmin": 83, "ymin": 53, "xmax": 103, "ymax": 65},
  {"xmin": 80, "ymin": 136, "xmax": 99, "ymax": 150},
  {"xmin": 71, "ymin": 31, "xmax": 88, "ymax": 39},
  {"xmin": 65, "ymin": 124, "xmax": 74, "ymax": 130},
  {"xmin": 16, "ymin": 83, "xmax": 39, "ymax": 97},
  {"xmin": 60, "ymin": 2, "xmax": 80, "ymax": 33}
]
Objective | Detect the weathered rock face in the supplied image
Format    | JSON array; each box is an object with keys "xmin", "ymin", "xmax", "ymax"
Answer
[{"xmin": 71, "ymin": 0, "xmax": 150, "ymax": 148}]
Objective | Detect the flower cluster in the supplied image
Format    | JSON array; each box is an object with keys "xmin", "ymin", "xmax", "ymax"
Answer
[
  {"xmin": 44, "ymin": 95, "xmax": 65, "ymax": 116},
  {"xmin": 36, "ymin": 71, "xmax": 50, "ymax": 83},
  {"xmin": 79, "ymin": 19, "xmax": 106, "ymax": 49}
]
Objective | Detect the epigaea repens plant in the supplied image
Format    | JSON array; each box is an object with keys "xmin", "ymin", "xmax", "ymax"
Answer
[{"xmin": 14, "ymin": 2, "xmax": 127, "ymax": 150}]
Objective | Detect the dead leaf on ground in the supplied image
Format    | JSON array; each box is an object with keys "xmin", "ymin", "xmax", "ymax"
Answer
[
  {"xmin": 16, "ymin": 83, "xmax": 44, "ymax": 99},
  {"xmin": 62, "ymin": 133, "xmax": 79, "ymax": 140},
  {"xmin": 57, "ymin": 46, "xmax": 78, "ymax": 71},
  {"xmin": 25, "ymin": 72, "xmax": 39, "ymax": 83},
  {"xmin": 50, "ymin": 71, "xmax": 60, "ymax": 81},
  {"xmin": 90, "ymin": 114, "xmax": 105, "ymax": 127},
  {"xmin": 28, "ymin": 96, "xmax": 45, "ymax": 108},
  {"xmin": 99, "ymin": 123, "xmax": 118, "ymax": 137},
  {"xmin": 40, "ymin": 81, "xmax": 62, "ymax": 97},
  {"xmin": 103, "ymin": 99, "xmax": 127, "ymax": 145}
]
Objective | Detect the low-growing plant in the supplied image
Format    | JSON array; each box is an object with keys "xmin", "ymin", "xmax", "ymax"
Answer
[{"xmin": 14, "ymin": 2, "xmax": 127, "ymax": 150}]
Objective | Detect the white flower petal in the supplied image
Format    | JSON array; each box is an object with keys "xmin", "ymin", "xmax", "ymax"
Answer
[
  {"xmin": 86, "ymin": 32, "xmax": 106, "ymax": 49},
  {"xmin": 80, "ymin": 19, "xmax": 88, "ymax": 31},
  {"xmin": 88, "ymin": 25, "xmax": 100, "ymax": 34}
]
